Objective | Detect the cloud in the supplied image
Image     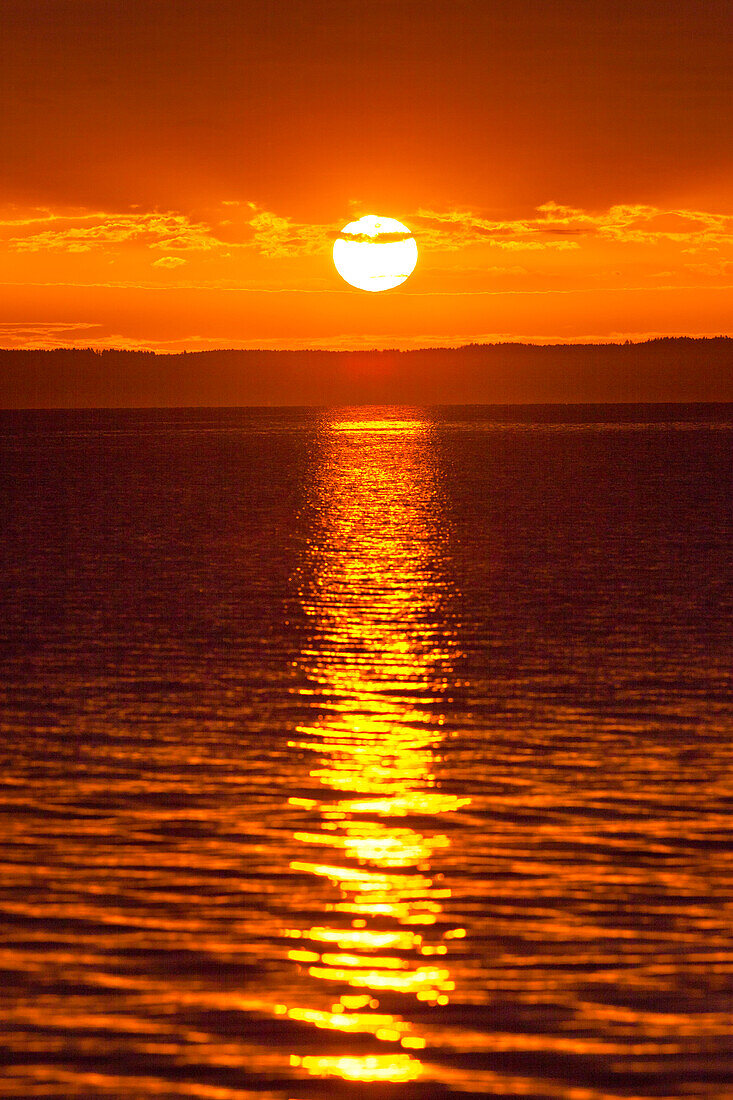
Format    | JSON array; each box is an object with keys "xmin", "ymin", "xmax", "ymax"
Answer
[
  {"xmin": 412, "ymin": 208, "xmax": 581, "ymax": 251},
  {"xmin": 685, "ymin": 260, "xmax": 733, "ymax": 277},
  {"xmin": 332, "ymin": 230, "xmax": 414, "ymax": 244},
  {"xmin": 0, "ymin": 207, "xmax": 103, "ymax": 228},
  {"xmin": 412, "ymin": 202, "xmax": 733, "ymax": 252},
  {"xmin": 247, "ymin": 209, "xmax": 329, "ymax": 258},
  {"xmin": 2, "ymin": 200, "xmax": 732, "ymax": 283},
  {"xmin": 6, "ymin": 211, "xmax": 226, "ymax": 254},
  {"xmin": 152, "ymin": 256, "xmax": 186, "ymax": 269},
  {"xmin": 0, "ymin": 278, "xmax": 345, "ymax": 293},
  {"xmin": 0, "ymin": 321, "xmax": 102, "ymax": 348}
]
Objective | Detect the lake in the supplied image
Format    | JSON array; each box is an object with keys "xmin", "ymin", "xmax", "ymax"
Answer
[{"xmin": 1, "ymin": 404, "xmax": 731, "ymax": 1099}]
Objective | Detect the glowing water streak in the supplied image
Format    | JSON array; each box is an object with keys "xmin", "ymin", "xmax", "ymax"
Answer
[{"xmin": 280, "ymin": 411, "xmax": 468, "ymax": 1084}]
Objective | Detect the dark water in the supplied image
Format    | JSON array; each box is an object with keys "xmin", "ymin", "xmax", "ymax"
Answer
[{"xmin": 1, "ymin": 405, "xmax": 732, "ymax": 1100}]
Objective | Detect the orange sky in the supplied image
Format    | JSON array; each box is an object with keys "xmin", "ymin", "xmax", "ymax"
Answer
[{"xmin": 1, "ymin": 0, "xmax": 731, "ymax": 352}]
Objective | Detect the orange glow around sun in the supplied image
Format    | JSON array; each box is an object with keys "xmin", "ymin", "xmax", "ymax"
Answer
[{"xmin": 0, "ymin": 1, "xmax": 730, "ymax": 363}]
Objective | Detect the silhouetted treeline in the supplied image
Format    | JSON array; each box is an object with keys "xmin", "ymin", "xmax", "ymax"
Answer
[{"xmin": 0, "ymin": 337, "xmax": 731, "ymax": 407}]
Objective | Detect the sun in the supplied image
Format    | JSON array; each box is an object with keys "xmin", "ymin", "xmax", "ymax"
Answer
[{"xmin": 333, "ymin": 215, "xmax": 418, "ymax": 292}]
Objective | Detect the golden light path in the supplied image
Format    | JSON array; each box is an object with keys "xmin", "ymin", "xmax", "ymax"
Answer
[
  {"xmin": 281, "ymin": 410, "xmax": 468, "ymax": 1088},
  {"xmin": 332, "ymin": 215, "xmax": 419, "ymax": 291}
]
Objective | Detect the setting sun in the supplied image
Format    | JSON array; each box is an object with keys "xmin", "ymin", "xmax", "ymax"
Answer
[{"xmin": 333, "ymin": 215, "xmax": 418, "ymax": 292}]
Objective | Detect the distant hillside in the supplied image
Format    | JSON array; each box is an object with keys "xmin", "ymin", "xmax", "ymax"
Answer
[{"xmin": 0, "ymin": 338, "xmax": 731, "ymax": 408}]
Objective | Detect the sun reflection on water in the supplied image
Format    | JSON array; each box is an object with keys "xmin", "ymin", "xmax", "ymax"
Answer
[{"xmin": 282, "ymin": 410, "xmax": 468, "ymax": 1085}]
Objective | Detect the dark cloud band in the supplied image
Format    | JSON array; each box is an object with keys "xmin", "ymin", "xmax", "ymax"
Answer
[{"xmin": 333, "ymin": 231, "xmax": 415, "ymax": 244}]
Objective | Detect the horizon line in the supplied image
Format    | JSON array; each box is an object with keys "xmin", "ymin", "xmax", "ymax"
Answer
[{"xmin": 2, "ymin": 334, "xmax": 732, "ymax": 356}]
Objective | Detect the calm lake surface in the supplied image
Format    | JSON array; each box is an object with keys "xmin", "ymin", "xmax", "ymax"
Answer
[{"xmin": 1, "ymin": 405, "xmax": 732, "ymax": 1099}]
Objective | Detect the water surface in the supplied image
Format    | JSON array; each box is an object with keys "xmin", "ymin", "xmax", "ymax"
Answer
[{"xmin": 1, "ymin": 405, "xmax": 732, "ymax": 1099}]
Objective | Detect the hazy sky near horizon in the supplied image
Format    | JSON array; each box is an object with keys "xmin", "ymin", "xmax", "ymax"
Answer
[{"xmin": 1, "ymin": 0, "xmax": 731, "ymax": 352}]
